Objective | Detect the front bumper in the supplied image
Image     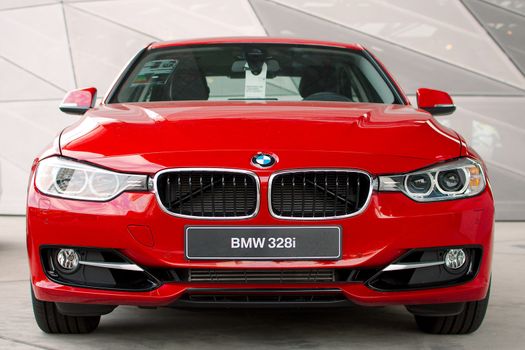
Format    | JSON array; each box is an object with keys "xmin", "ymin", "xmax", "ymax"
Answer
[{"xmin": 27, "ymin": 184, "xmax": 494, "ymax": 307}]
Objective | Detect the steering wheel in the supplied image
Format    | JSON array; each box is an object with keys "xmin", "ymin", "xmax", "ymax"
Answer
[{"xmin": 303, "ymin": 91, "xmax": 353, "ymax": 102}]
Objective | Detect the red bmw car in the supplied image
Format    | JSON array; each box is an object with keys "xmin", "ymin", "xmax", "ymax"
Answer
[{"xmin": 27, "ymin": 37, "xmax": 493, "ymax": 334}]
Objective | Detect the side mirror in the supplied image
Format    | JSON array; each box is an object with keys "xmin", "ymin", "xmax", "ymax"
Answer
[
  {"xmin": 416, "ymin": 88, "xmax": 456, "ymax": 116},
  {"xmin": 59, "ymin": 87, "xmax": 97, "ymax": 115}
]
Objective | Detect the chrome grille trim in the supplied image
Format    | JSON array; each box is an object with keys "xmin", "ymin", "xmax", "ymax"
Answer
[
  {"xmin": 268, "ymin": 169, "xmax": 373, "ymax": 220},
  {"xmin": 153, "ymin": 168, "xmax": 260, "ymax": 220}
]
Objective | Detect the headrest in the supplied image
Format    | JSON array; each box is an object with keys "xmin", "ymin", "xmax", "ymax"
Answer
[
  {"xmin": 298, "ymin": 65, "xmax": 338, "ymax": 98},
  {"xmin": 169, "ymin": 58, "xmax": 210, "ymax": 101}
]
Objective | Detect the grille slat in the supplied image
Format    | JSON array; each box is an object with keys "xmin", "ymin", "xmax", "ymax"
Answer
[
  {"xmin": 313, "ymin": 174, "xmax": 317, "ymax": 216},
  {"xmin": 270, "ymin": 171, "xmax": 370, "ymax": 218},
  {"xmin": 189, "ymin": 269, "xmax": 336, "ymax": 283},
  {"xmin": 244, "ymin": 177, "xmax": 248, "ymax": 216},
  {"xmin": 157, "ymin": 170, "xmax": 258, "ymax": 218},
  {"xmin": 166, "ymin": 177, "xmax": 172, "ymax": 210},
  {"xmin": 323, "ymin": 176, "xmax": 328, "ymax": 216},
  {"xmin": 233, "ymin": 176, "xmax": 237, "ymax": 216},
  {"xmin": 334, "ymin": 175, "xmax": 338, "ymax": 217},
  {"xmin": 200, "ymin": 175, "xmax": 204, "ymax": 214},
  {"xmin": 355, "ymin": 176, "xmax": 361, "ymax": 211},
  {"xmin": 177, "ymin": 175, "xmax": 182, "ymax": 212},
  {"xmin": 345, "ymin": 175, "xmax": 350, "ymax": 214},
  {"xmin": 222, "ymin": 174, "xmax": 226, "ymax": 217},
  {"xmin": 188, "ymin": 176, "xmax": 193, "ymax": 216},
  {"xmin": 211, "ymin": 174, "xmax": 215, "ymax": 216}
]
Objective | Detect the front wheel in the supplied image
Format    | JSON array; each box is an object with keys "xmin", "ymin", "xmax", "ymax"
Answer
[
  {"xmin": 31, "ymin": 288, "xmax": 100, "ymax": 334},
  {"xmin": 414, "ymin": 286, "xmax": 490, "ymax": 334}
]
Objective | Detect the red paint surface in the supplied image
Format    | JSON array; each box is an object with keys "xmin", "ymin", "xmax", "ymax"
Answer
[
  {"xmin": 416, "ymin": 88, "xmax": 454, "ymax": 109},
  {"xmin": 61, "ymin": 87, "xmax": 97, "ymax": 108},
  {"xmin": 27, "ymin": 38, "xmax": 493, "ymax": 308}
]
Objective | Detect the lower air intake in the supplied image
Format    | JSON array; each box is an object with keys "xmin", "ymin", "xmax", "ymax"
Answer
[{"xmin": 188, "ymin": 269, "xmax": 336, "ymax": 283}]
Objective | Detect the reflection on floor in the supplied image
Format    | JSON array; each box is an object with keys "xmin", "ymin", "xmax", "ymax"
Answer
[{"xmin": 0, "ymin": 216, "xmax": 523, "ymax": 349}]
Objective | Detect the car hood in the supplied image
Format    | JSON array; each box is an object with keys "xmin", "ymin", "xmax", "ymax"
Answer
[{"xmin": 59, "ymin": 101, "xmax": 461, "ymax": 174}]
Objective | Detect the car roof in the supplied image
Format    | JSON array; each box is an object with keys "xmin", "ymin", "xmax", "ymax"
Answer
[{"xmin": 148, "ymin": 37, "xmax": 364, "ymax": 51}]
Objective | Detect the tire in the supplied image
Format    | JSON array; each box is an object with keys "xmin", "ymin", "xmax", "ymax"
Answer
[
  {"xmin": 31, "ymin": 288, "xmax": 100, "ymax": 334},
  {"xmin": 414, "ymin": 285, "xmax": 490, "ymax": 334}
]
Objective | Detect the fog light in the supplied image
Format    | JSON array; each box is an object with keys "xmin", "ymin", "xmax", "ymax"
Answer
[
  {"xmin": 444, "ymin": 249, "xmax": 466, "ymax": 269},
  {"xmin": 56, "ymin": 249, "xmax": 79, "ymax": 272}
]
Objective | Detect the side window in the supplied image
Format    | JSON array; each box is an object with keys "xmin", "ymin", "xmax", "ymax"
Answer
[
  {"xmin": 340, "ymin": 66, "xmax": 369, "ymax": 102},
  {"xmin": 356, "ymin": 57, "xmax": 395, "ymax": 104}
]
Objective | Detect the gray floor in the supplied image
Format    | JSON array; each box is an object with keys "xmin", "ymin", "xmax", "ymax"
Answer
[{"xmin": 0, "ymin": 217, "xmax": 524, "ymax": 349}]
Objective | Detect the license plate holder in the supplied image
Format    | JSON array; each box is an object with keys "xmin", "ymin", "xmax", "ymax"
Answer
[{"xmin": 185, "ymin": 226, "xmax": 341, "ymax": 260}]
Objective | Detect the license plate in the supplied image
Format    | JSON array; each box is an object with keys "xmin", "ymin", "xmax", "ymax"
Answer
[{"xmin": 185, "ymin": 226, "xmax": 341, "ymax": 260}]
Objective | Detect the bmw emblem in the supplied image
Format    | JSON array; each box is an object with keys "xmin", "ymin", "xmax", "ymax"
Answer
[{"xmin": 252, "ymin": 153, "xmax": 276, "ymax": 168}]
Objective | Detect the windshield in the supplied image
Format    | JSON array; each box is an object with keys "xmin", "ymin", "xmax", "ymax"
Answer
[{"xmin": 113, "ymin": 44, "xmax": 400, "ymax": 104}]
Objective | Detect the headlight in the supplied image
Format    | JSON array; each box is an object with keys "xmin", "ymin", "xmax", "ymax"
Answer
[
  {"xmin": 378, "ymin": 158, "xmax": 486, "ymax": 202},
  {"xmin": 35, "ymin": 157, "xmax": 149, "ymax": 201}
]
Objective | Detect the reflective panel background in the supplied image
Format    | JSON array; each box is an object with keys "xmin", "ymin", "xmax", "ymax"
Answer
[{"xmin": 0, "ymin": 0, "xmax": 524, "ymax": 220}]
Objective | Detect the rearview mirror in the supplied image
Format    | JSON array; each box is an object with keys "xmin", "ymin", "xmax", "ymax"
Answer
[
  {"xmin": 416, "ymin": 88, "xmax": 456, "ymax": 116},
  {"xmin": 231, "ymin": 59, "xmax": 280, "ymax": 78},
  {"xmin": 59, "ymin": 87, "xmax": 97, "ymax": 115}
]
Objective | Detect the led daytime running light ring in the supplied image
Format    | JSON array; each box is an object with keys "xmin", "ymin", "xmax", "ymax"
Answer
[
  {"xmin": 52, "ymin": 167, "xmax": 88, "ymax": 195},
  {"xmin": 435, "ymin": 167, "xmax": 470, "ymax": 195},
  {"xmin": 88, "ymin": 172, "xmax": 121, "ymax": 197},
  {"xmin": 404, "ymin": 172, "xmax": 435, "ymax": 197}
]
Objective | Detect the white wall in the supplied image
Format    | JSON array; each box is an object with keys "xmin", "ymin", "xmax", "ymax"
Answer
[{"xmin": 1, "ymin": 0, "xmax": 524, "ymax": 219}]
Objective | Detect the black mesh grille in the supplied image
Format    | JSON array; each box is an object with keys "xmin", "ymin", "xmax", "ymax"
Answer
[
  {"xmin": 149, "ymin": 268, "xmax": 379, "ymax": 284},
  {"xmin": 156, "ymin": 171, "xmax": 258, "ymax": 217},
  {"xmin": 182, "ymin": 293, "xmax": 347, "ymax": 304},
  {"xmin": 188, "ymin": 269, "xmax": 336, "ymax": 283},
  {"xmin": 270, "ymin": 171, "xmax": 370, "ymax": 218}
]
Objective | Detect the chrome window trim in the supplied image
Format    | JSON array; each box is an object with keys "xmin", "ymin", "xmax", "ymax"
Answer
[
  {"xmin": 153, "ymin": 168, "xmax": 260, "ymax": 220},
  {"xmin": 268, "ymin": 169, "xmax": 374, "ymax": 220}
]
